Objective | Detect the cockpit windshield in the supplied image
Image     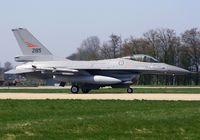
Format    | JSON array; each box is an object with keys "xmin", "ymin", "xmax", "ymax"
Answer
[{"xmin": 123, "ymin": 54, "xmax": 159, "ymax": 63}]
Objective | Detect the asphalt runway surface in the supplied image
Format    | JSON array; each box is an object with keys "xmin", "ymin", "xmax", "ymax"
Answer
[{"xmin": 0, "ymin": 93, "xmax": 200, "ymax": 100}]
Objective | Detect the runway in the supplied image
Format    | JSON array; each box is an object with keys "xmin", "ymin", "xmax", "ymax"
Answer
[
  {"xmin": 0, "ymin": 93, "xmax": 200, "ymax": 100},
  {"xmin": 1, "ymin": 86, "xmax": 200, "ymax": 89}
]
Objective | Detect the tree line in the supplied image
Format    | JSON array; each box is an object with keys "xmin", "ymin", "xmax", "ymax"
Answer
[{"xmin": 68, "ymin": 28, "xmax": 200, "ymax": 85}]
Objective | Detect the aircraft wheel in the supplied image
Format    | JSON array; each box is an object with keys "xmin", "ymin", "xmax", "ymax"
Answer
[
  {"xmin": 127, "ymin": 88, "xmax": 133, "ymax": 93},
  {"xmin": 82, "ymin": 89, "xmax": 90, "ymax": 93},
  {"xmin": 71, "ymin": 85, "xmax": 79, "ymax": 93}
]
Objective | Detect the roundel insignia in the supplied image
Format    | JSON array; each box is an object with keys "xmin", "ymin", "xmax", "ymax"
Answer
[
  {"xmin": 126, "ymin": 62, "xmax": 131, "ymax": 67},
  {"xmin": 119, "ymin": 60, "xmax": 124, "ymax": 65}
]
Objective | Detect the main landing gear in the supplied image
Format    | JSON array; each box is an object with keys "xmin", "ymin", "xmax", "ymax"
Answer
[
  {"xmin": 71, "ymin": 85, "xmax": 133, "ymax": 94},
  {"xmin": 71, "ymin": 85, "xmax": 79, "ymax": 93},
  {"xmin": 71, "ymin": 85, "xmax": 90, "ymax": 93},
  {"xmin": 127, "ymin": 88, "xmax": 133, "ymax": 93},
  {"xmin": 81, "ymin": 89, "xmax": 90, "ymax": 93}
]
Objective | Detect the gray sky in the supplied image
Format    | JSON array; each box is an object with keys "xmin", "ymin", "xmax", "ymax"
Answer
[{"xmin": 0, "ymin": 0, "xmax": 199, "ymax": 65}]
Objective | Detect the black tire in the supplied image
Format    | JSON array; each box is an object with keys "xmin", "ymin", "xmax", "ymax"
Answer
[
  {"xmin": 82, "ymin": 89, "xmax": 90, "ymax": 93},
  {"xmin": 127, "ymin": 88, "xmax": 133, "ymax": 93},
  {"xmin": 71, "ymin": 85, "xmax": 79, "ymax": 93}
]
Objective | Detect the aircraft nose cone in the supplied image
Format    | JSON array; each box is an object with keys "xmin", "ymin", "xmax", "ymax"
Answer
[{"xmin": 166, "ymin": 65, "xmax": 190, "ymax": 75}]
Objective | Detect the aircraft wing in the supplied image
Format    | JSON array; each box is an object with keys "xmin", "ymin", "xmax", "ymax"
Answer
[{"xmin": 36, "ymin": 67, "xmax": 79, "ymax": 73}]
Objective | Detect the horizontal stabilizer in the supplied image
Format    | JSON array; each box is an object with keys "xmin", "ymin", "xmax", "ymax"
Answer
[{"xmin": 5, "ymin": 69, "xmax": 34, "ymax": 74}]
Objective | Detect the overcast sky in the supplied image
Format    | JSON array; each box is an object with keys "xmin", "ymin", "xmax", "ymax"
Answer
[{"xmin": 0, "ymin": 0, "xmax": 199, "ymax": 65}]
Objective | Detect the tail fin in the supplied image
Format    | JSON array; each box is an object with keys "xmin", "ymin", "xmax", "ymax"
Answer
[{"xmin": 12, "ymin": 28, "xmax": 52, "ymax": 56}]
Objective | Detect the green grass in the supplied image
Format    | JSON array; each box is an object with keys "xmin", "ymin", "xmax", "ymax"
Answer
[
  {"xmin": 0, "ymin": 88, "xmax": 200, "ymax": 93},
  {"xmin": 0, "ymin": 100, "xmax": 200, "ymax": 139}
]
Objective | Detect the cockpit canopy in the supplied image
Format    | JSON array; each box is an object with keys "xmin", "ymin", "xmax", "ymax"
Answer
[{"xmin": 123, "ymin": 54, "xmax": 159, "ymax": 63}]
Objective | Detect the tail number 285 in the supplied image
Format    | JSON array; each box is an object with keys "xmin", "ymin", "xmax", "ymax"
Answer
[{"xmin": 32, "ymin": 48, "xmax": 41, "ymax": 53}]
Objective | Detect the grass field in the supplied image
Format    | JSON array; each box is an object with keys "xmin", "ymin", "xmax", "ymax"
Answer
[
  {"xmin": 0, "ymin": 100, "xmax": 200, "ymax": 139},
  {"xmin": 0, "ymin": 88, "xmax": 200, "ymax": 93}
]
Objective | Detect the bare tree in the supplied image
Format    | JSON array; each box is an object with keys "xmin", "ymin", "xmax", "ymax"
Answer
[
  {"xmin": 181, "ymin": 28, "xmax": 200, "ymax": 85},
  {"xmin": 4, "ymin": 61, "xmax": 12, "ymax": 71},
  {"xmin": 67, "ymin": 36, "xmax": 100, "ymax": 60},
  {"xmin": 143, "ymin": 30, "xmax": 162, "ymax": 60},
  {"xmin": 122, "ymin": 37, "xmax": 148, "ymax": 56},
  {"xmin": 100, "ymin": 34, "xmax": 122, "ymax": 59},
  {"xmin": 109, "ymin": 34, "xmax": 122, "ymax": 58},
  {"xmin": 100, "ymin": 42, "xmax": 113, "ymax": 59},
  {"xmin": 80, "ymin": 36, "xmax": 100, "ymax": 60},
  {"xmin": 157, "ymin": 29, "xmax": 180, "ymax": 65},
  {"xmin": 143, "ymin": 29, "xmax": 180, "ymax": 65}
]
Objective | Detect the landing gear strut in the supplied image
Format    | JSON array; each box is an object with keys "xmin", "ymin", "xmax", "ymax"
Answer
[
  {"xmin": 71, "ymin": 85, "xmax": 79, "ymax": 93},
  {"xmin": 127, "ymin": 88, "xmax": 133, "ymax": 93},
  {"xmin": 81, "ymin": 89, "xmax": 90, "ymax": 93}
]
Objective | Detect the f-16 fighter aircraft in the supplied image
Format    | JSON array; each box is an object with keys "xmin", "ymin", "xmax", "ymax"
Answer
[{"xmin": 7, "ymin": 28, "xmax": 190, "ymax": 93}]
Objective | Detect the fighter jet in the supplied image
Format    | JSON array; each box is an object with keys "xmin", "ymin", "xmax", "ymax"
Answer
[{"xmin": 6, "ymin": 28, "xmax": 190, "ymax": 93}]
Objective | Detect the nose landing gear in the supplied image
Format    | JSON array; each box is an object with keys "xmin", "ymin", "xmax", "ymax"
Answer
[{"xmin": 127, "ymin": 88, "xmax": 133, "ymax": 93}]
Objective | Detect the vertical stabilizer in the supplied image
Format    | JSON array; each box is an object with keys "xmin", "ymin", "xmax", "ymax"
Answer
[{"xmin": 12, "ymin": 28, "xmax": 52, "ymax": 55}]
